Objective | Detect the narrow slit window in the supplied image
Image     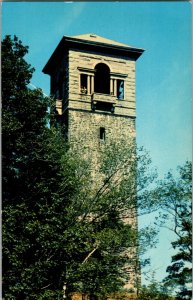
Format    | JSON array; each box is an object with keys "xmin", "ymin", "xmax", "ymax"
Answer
[
  {"xmin": 117, "ymin": 80, "xmax": 124, "ymax": 100},
  {"xmin": 80, "ymin": 74, "xmax": 87, "ymax": 94},
  {"xmin": 100, "ymin": 127, "xmax": 105, "ymax": 141}
]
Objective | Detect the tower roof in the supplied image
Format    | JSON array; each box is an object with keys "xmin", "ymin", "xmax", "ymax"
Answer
[
  {"xmin": 43, "ymin": 33, "xmax": 144, "ymax": 75},
  {"xmin": 71, "ymin": 33, "xmax": 136, "ymax": 48}
]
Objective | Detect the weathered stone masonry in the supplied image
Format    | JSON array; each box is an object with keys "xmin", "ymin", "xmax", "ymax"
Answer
[{"xmin": 68, "ymin": 111, "xmax": 135, "ymax": 150}]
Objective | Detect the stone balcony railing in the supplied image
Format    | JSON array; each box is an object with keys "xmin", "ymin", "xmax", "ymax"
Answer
[
  {"xmin": 91, "ymin": 92, "xmax": 116, "ymax": 113},
  {"xmin": 91, "ymin": 92, "xmax": 117, "ymax": 104}
]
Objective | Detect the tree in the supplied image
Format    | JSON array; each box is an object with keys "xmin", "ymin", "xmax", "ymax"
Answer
[
  {"xmin": 2, "ymin": 35, "xmax": 158, "ymax": 299},
  {"xmin": 2, "ymin": 35, "xmax": 76, "ymax": 299},
  {"xmin": 137, "ymin": 280, "xmax": 175, "ymax": 300},
  {"xmin": 65, "ymin": 140, "xmax": 160, "ymax": 298},
  {"xmin": 156, "ymin": 162, "xmax": 192, "ymax": 299}
]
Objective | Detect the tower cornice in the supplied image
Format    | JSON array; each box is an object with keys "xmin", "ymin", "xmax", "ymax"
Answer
[{"xmin": 42, "ymin": 34, "xmax": 144, "ymax": 75}]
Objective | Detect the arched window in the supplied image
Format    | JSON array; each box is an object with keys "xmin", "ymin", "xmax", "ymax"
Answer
[{"xmin": 94, "ymin": 63, "xmax": 110, "ymax": 94}]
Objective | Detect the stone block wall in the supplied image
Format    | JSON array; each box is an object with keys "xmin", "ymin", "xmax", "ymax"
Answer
[{"xmin": 68, "ymin": 110, "xmax": 135, "ymax": 150}]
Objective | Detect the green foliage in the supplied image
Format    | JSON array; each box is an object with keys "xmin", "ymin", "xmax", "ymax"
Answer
[
  {"xmin": 137, "ymin": 283, "xmax": 175, "ymax": 300},
  {"xmin": 2, "ymin": 35, "xmax": 34, "ymax": 101},
  {"xmin": 156, "ymin": 162, "xmax": 192, "ymax": 299},
  {"xmin": 63, "ymin": 140, "xmax": 139, "ymax": 297},
  {"xmin": 137, "ymin": 273, "xmax": 175, "ymax": 300},
  {"xmin": 2, "ymin": 35, "xmax": 77, "ymax": 299}
]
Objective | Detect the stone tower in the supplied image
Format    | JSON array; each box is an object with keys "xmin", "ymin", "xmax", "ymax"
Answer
[{"xmin": 43, "ymin": 33, "xmax": 144, "ymax": 293}]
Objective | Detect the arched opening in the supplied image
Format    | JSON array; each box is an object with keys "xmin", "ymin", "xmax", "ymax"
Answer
[{"xmin": 94, "ymin": 63, "xmax": 110, "ymax": 94}]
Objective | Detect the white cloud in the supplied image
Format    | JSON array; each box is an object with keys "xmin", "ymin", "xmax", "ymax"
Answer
[{"xmin": 56, "ymin": 2, "xmax": 87, "ymax": 36}]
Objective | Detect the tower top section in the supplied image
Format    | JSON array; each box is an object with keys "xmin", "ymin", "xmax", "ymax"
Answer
[
  {"xmin": 42, "ymin": 33, "xmax": 144, "ymax": 118},
  {"xmin": 43, "ymin": 33, "xmax": 144, "ymax": 75}
]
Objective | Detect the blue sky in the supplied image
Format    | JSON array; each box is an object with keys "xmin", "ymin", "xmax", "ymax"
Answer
[{"xmin": 2, "ymin": 2, "xmax": 192, "ymax": 285}]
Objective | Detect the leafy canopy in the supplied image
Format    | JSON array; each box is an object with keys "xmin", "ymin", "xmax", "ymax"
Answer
[{"xmin": 156, "ymin": 162, "xmax": 192, "ymax": 300}]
